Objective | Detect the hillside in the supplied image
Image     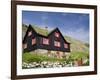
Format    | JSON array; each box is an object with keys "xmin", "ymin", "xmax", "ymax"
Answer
[
  {"xmin": 22, "ymin": 24, "xmax": 89, "ymax": 54},
  {"xmin": 64, "ymin": 36, "xmax": 89, "ymax": 53}
]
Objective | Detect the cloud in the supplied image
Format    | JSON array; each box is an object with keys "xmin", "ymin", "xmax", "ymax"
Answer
[
  {"xmin": 41, "ymin": 16, "xmax": 48, "ymax": 21},
  {"xmin": 62, "ymin": 13, "xmax": 68, "ymax": 16},
  {"xmin": 64, "ymin": 27, "xmax": 89, "ymax": 43},
  {"xmin": 22, "ymin": 19, "xmax": 31, "ymax": 25}
]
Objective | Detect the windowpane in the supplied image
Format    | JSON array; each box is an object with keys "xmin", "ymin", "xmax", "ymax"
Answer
[
  {"xmin": 54, "ymin": 41, "xmax": 60, "ymax": 47},
  {"xmin": 23, "ymin": 43, "xmax": 27, "ymax": 49},
  {"xmin": 55, "ymin": 32, "xmax": 59, "ymax": 37},
  {"xmin": 32, "ymin": 38, "xmax": 36, "ymax": 45},
  {"xmin": 43, "ymin": 38, "xmax": 49, "ymax": 45},
  {"xmin": 28, "ymin": 31, "xmax": 32, "ymax": 36},
  {"xmin": 64, "ymin": 43, "xmax": 68, "ymax": 48}
]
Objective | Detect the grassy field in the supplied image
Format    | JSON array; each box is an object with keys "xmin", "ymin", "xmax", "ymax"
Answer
[
  {"xmin": 22, "ymin": 52, "xmax": 66, "ymax": 63},
  {"xmin": 22, "ymin": 51, "xmax": 89, "ymax": 65}
]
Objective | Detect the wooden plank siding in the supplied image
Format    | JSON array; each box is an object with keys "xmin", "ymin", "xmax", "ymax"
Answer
[{"xmin": 23, "ymin": 25, "xmax": 70, "ymax": 53}]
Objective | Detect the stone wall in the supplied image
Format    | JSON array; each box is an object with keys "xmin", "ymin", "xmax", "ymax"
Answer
[{"xmin": 30, "ymin": 49, "xmax": 70, "ymax": 59}]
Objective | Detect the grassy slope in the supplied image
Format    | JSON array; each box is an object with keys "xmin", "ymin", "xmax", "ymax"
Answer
[{"xmin": 64, "ymin": 36, "xmax": 89, "ymax": 53}]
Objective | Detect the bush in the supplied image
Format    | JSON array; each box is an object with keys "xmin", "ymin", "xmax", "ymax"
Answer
[
  {"xmin": 22, "ymin": 52, "xmax": 89, "ymax": 64},
  {"xmin": 65, "ymin": 51, "xmax": 89, "ymax": 65},
  {"xmin": 22, "ymin": 53, "xmax": 42, "ymax": 63},
  {"xmin": 70, "ymin": 52, "xmax": 89, "ymax": 60},
  {"xmin": 22, "ymin": 52, "xmax": 66, "ymax": 63}
]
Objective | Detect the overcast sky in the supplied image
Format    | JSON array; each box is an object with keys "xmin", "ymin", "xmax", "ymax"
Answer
[{"xmin": 22, "ymin": 11, "xmax": 89, "ymax": 43}]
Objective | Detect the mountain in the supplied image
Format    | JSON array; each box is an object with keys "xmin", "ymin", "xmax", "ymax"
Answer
[{"xmin": 22, "ymin": 24, "xmax": 89, "ymax": 54}]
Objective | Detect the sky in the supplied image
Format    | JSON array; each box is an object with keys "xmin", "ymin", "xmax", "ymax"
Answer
[{"xmin": 22, "ymin": 11, "xmax": 89, "ymax": 43}]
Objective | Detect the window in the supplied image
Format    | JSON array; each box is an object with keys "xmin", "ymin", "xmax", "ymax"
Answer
[
  {"xmin": 55, "ymin": 32, "xmax": 59, "ymax": 37},
  {"xmin": 43, "ymin": 38, "xmax": 49, "ymax": 45},
  {"xmin": 54, "ymin": 41, "xmax": 60, "ymax": 47},
  {"xmin": 28, "ymin": 31, "xmax": 32, "ymax": 36},
  {"xmin": 32, "ymin": 38, "xmax": 36, "ymax": 45},
  {"xmin": 23, "ymin": 43, "xmax": 27, "ymax": 49},
  {"xmin": 64, "ymin": 43, "xmax": 68, "ymax": 48}
]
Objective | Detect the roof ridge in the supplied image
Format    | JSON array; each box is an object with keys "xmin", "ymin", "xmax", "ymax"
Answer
[
  {"xmin": 24, "ymin": 24, "xmax": 70, "ymax": 43},
  {"xmin": 30, "ymin": 24, "xmax": 56, "ymax": 37}
]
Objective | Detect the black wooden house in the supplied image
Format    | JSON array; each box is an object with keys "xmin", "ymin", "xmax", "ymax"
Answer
[{"xmin": 23, "ymin": 25, "xmax": 70, "ymax": 53}]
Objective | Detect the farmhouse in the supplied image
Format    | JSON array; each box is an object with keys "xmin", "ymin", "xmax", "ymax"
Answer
[{"xmin": 23, "ymin": 25, "xmax": 70, "ymax": 58}]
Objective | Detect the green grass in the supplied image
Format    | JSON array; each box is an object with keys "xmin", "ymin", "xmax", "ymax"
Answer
[
  {"xmin": 32, "ymin": 25, "xmax": 49, "ymax": 36},
  {"xmin": 22, "ymin": 52, "xmax": 89, "ymax": 66},
  {"xmin": 22, "ymin": 52, "xmax": 66, "ymax": 63},
  {"xmin": 66, "ymin": 52, "xmax": 89, "ymax": 65},
  {"xmin": 69, "ymin": 52, "xmax": 89, "ymax": 60}
]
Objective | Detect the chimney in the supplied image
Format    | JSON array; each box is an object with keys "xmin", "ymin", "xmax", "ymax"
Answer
[{"xmin": 45, "ymin": 26, "xmax": 48, "ymax": 35}]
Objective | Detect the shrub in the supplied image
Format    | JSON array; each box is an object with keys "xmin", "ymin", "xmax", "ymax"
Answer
[
  {"xmin": 70, "ymin": 52, "xmax": 89, "ymax": 60},
  {"xmin": 22, "ymin": 52, "xmax": 66, "ymax": 63},
  {"xmin": 22, "ymin": 53, "xmax": 42, "ymax": 63}
]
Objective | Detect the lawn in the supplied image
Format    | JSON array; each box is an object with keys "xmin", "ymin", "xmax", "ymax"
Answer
[
  {"xmin": 22, "ymin": 52, "xmax": 66, "ymax": 63},
  {"xmin": 22, "ymin": 51, "xmax": 89, "ymax": 65}
]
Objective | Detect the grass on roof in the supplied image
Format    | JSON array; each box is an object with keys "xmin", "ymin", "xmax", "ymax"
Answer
[{"xmin": 32, "ymin": 25, "xmax": 49, "ymax": 36}]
